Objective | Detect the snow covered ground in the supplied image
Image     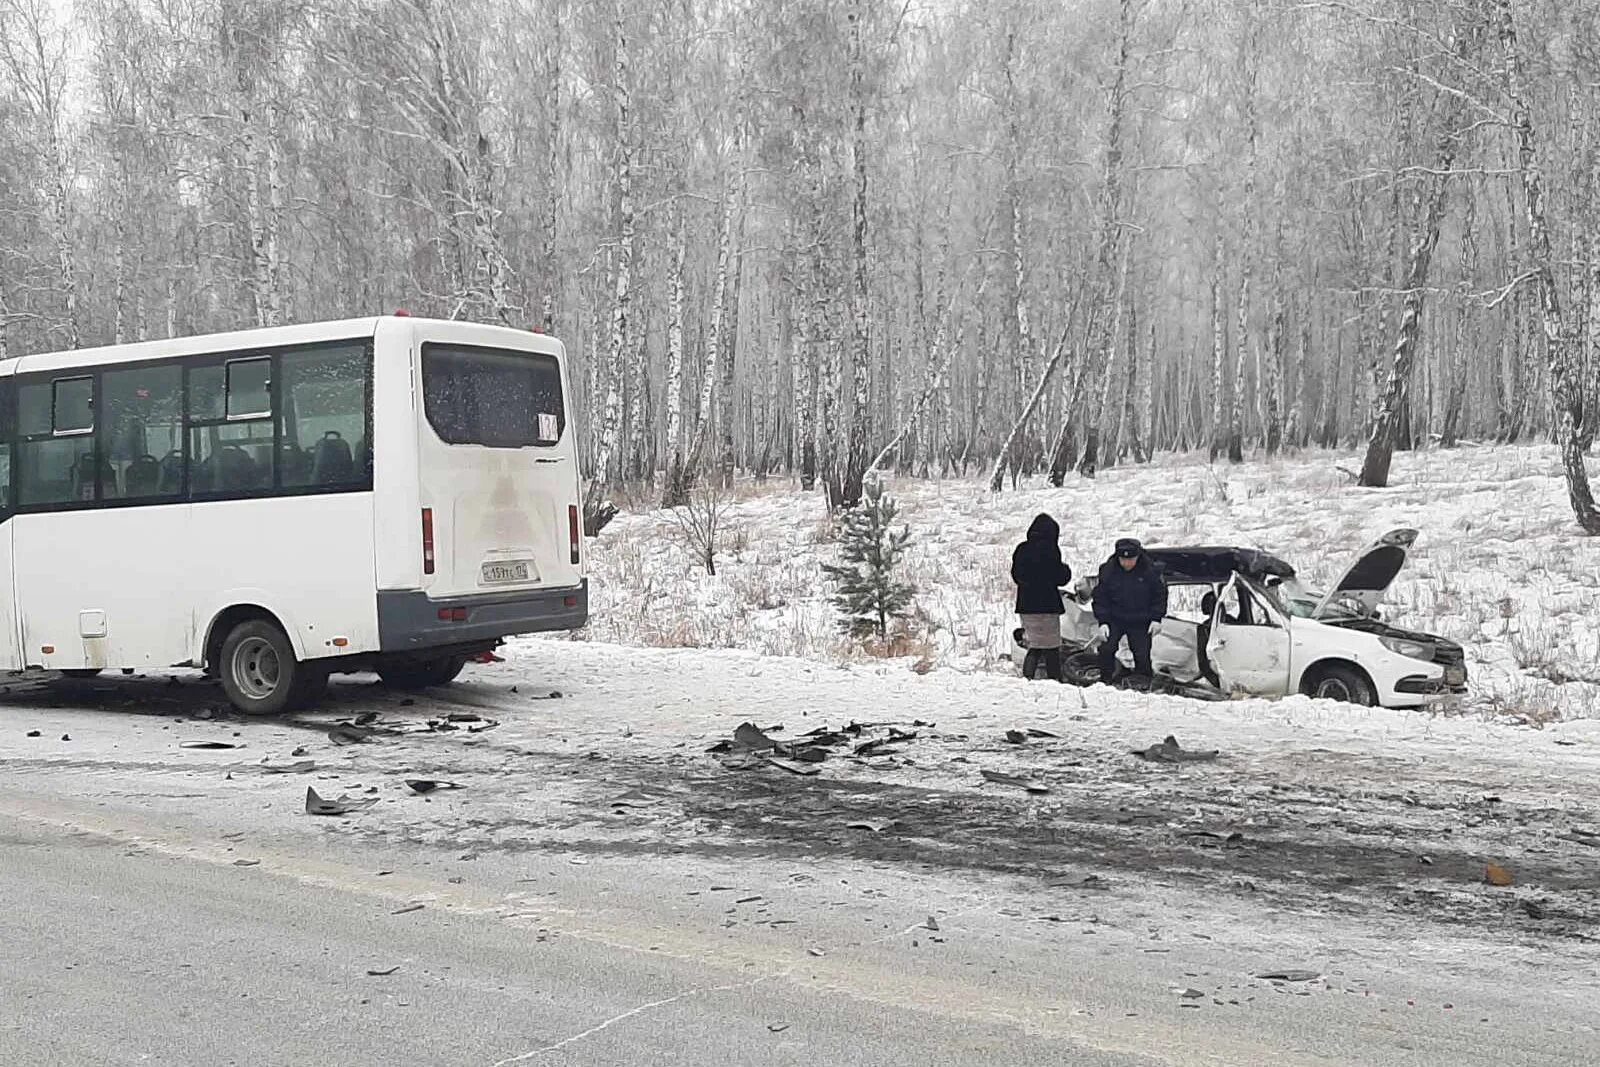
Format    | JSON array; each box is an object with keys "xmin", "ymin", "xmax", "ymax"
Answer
[{"xmin": 585, "ymin": 444, "xmax": 1600, "ymax": 721}]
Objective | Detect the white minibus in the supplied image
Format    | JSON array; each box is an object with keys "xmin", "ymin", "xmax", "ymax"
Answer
[{"xmin": 0, "ymin": 315, "xmax": 587, "ymax": 713}]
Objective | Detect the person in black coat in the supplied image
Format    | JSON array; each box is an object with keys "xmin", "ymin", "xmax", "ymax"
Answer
[
  {"xmin": 1011, "ymin": 513, "xmax": 1073, "ymax": 681},
  {"xmin": 1092, "ymin": 537, "xmax": 1167, "ymax": 684}
]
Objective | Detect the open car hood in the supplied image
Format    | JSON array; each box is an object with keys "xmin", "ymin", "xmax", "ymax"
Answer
[{"xmin": 1310, "ymin": 528, "xmax": 1417, "ymax": 620}]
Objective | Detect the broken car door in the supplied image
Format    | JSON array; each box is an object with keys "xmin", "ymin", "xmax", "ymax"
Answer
[{"xmin": 1206, "ymin": 575, "xmax": 1292, "ymax": 697}]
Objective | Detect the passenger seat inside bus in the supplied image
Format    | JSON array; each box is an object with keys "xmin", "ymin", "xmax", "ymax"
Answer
[
  {"xmin": 312, "ymin": 431, "xmax": 354, "ymax": 485},
  {"xmin": 279, "ymin": 442, "xmax": 310, "ymax": 485},
  {"xmin": 158, "ymin": 451, "xmax": 184, "ymax": 495},
  {"xmin": 124, "ymin": 455, "xmax": 161, "ymax": 497}
]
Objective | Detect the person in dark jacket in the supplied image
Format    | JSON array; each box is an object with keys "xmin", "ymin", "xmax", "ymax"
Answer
[
  {"xmin": 1011, "ymin": 513, "xmax": 1073, "ymax": 681},
  {"xmin": 1092, "ymin": 537, "xmax": 1167, "ymax": 684}
]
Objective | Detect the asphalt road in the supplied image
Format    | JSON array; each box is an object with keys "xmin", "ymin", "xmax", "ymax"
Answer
[
  {"xmin": 1, "ymin": 797, "xmax": 1595, "ymax": 1067},
  {"xmin": 0, "ymin": 662, "xmax": 1597, "ymax": 1067}
]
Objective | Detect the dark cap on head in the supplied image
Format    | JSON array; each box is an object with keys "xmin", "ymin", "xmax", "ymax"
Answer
[{"xmin": 1115, "ymin": 537, "xmax": 1142, "ymax": 558}]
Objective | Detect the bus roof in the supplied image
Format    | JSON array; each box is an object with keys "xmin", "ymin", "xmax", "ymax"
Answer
[{"xmin": 0, "ymin": 316, "xmax": 563, "ymax": 376}]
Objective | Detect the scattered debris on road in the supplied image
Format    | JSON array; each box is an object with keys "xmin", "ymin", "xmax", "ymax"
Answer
[
  {"xmin": 404, "ymin": 779, "xmax": 464, "ymax": 794},
  {"xmin": 1133, "ymin": 735, "xmax": 1219, "ymax": 763},
  {"xmin": 328, "ymin": 725, "xmax": 374, "ymax": 746},
  {"xmin": 391, "ymin": 903, "xmax": 424, "ymax": 915},
  {"xmin": 1562, "ymin": 829, "xmax": 1600, "ymax": 849},
  {"xmin": 259, "ymin": 760, "xmax": 317, "ymax": 774},
  {"xmin": 846, "ymin": 820, "xmax": 892, "ymax": 833},
  {"xmin": 232, "ymin": 859, "xmax": 260, "ymax": 867},
  {"xmin": 980, "ymin": 769, "xmax": 1050, "ymax": 794},
  {"xmin": 1485, "ymin": 862, "xmax": 1515, "ymax": 887},
  {"xmin": 1050, "ymin": 873, "xmax": 1109, "ymax": 891},
  {"xmin": 305, "ymin": 786, "xmax": 380, "ymax": 816},
  {"xmin": 25, "ymin": 729, "xmax": 39, "ymax": 737},
  {"xmin": 1257, "ymin": 969, "xmax": 1321, "ymax": 982},
  {"xmin": 366, "ymin": 966, "xmax": 400, "ymax": 976}
]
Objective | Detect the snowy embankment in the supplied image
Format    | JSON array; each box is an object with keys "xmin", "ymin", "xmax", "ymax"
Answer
[{"xmin": 584, "ymin": 444, "xmax": 1600, "ymax": 721}]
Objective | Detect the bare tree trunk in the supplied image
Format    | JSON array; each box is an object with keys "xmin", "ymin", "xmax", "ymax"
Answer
[
  {"xmin": 660, "ymin": 208, "xmax": 688, "ymax": 505},
  {"xmin": 1495, "ymin": 0, "xmax": 1600, "ymax": 532},
  {"xmin": 718, "ymin": 107, "xmax": 749, "ymax": 490},
  {"xmin": 584, "ymin": 4, "xmax": 633, "ymax": 534},
  {"xmin": 991, "ymin": 321, "xmax": 1072, "ymax": 492},
  {"xmin": 1359, "ymin": 16, "xmax": 1477, "ymax": 486},
  {"xmin": 540, "ymin": 0, "xmax": 563, "ymax": 329},
  {"xmin": 1061, "ymin": 0, "xmax": 1132, "ymax": 482},
  {"xmin": 1226, "ymin": 2, "xmax": 1261, "ymax": 465},
  {"xmin": 841, "ymin": 0, "xmax": 873, "ymax": 508},
  {"xmin": 1209, "ymin": 240, "xmax": 1227, "ymax": 461},
  {"xmin": 681, "ymin": 144, "xmax": 740, "ymax": 498},
  {"xmin": 1440, "ymin": 188, "xmax": 1478, "ymax": 447},
  {"xmin": 1261, "ymin": 302, "xmax": 1282, "ymax": 456}
]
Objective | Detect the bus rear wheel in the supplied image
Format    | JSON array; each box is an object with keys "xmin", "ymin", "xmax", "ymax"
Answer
[
  {"xmin": 219, "ymin": 620, "xmax": 304, "ymax": 716},
  {"xmin": 378, "ymin": 655, "xmax": 467, "ymax": 691}
]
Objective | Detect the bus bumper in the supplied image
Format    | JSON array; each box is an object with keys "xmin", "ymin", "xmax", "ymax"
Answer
[{"xmin": 376, "ymin": 581, "xmax": 589, "ymax": 652}]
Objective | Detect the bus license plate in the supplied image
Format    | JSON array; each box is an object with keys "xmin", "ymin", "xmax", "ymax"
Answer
[{"xmin": 481, "ymin": 561, "xmax": 531, "ymax": 585}]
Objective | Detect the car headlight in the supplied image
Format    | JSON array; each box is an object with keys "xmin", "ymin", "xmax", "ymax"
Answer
[{"xmin": 1380, "ymin": 636, "xmax": 1435, "ymax": 662}]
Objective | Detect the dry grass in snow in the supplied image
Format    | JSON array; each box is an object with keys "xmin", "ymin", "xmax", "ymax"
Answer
[{"xmin": 580, "ymin": 444, "xmax": 1600, "ymax": 721}]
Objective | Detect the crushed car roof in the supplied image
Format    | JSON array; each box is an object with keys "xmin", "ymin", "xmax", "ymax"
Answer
[{"xmin": 1144, "ymin": 546, "xmax": 1297, "ymax": 584}]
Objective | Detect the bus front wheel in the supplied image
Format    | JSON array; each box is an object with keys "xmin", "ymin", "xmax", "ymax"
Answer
[
  {"xmin": 219, "ymin": 620, "xmax": 304, "ymax": 716},
  {"xmin": 377, "ymin": 655, "xmax": 467, "ymax": 691}
]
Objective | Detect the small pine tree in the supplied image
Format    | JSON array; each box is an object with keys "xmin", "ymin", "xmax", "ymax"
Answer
[{"xmin": 822, "ymin": 478, "xmax": 916, "ymax": 642}]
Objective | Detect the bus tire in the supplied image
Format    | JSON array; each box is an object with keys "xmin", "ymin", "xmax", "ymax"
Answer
[
  {"xmin": 218, "ymin": 619, "xmax": 302, "ymax": 716},
  {"xmin": 378, "ymin": 655, "xmax": 467, "ymax": 691},
  {"xmin": 288, "ymin": 665, "xmax": 331, "ymax": 711}
]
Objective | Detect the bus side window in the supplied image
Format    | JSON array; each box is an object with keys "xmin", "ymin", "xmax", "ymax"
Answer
[
  {"xmin": 16, "ymin": 377, "xmax": 95, "ymax": 506},
  {"xmin": 187, "ymin": 361, "xmax": 275, "ymax": 496},
  {"xmin": 279, "ymin": 344, "xmax": 369, "ymax": 489},
  {"xmin": 102, "ymin": 364, "xmax": 182, "ymax": 501}
]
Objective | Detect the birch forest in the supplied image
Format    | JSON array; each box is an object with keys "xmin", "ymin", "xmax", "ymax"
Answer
[{"xmin": 2, "ymin": 0, "xmax": 1599, "ymax": 531}]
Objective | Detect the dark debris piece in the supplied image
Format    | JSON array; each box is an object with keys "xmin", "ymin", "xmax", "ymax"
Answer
[
  {"xmin": 1133, "ymin": 735, "xmax": 1219, "ymax": 763},
  {"xmin": 305, "ymin": 786, "xmax": 380, "ymax": 816}
]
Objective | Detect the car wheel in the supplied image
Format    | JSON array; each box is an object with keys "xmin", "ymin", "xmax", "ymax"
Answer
[
  {"xmin": 1062, "ymin": 650, "xmax": 1104, "ymax": 687},
  {"xmin": 1307, "ymin": 663, "xmax": 1377, "ymax": 706},
  {"xmin": 378, "ymin": 656, "xmax": 467, "ymax": 691},
  {"xmin": 219, "ymin": 619, "xmax": 302, "ymax": 716}
]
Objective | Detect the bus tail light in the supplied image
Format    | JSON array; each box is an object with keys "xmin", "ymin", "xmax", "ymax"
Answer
[
  {"xmin": 421, "ymin": 508, "xmax": 435, "ymax": 575},
  {"xmin": 436, "ymin": 607, "xmax": 466, "ymax": 622},
  {"xmin": 568, "ymin": 504, "xmax": 581, "ymax": 565}
]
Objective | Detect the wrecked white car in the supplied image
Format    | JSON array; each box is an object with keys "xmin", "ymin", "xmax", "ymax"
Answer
[{"xmin": 1010, "ymin": 529, "xmax": 1467, "ymax": 708}]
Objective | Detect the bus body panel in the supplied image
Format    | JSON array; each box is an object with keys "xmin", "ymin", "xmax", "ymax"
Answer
[
  {"xmin": 14, "ymin": 506, "xmax": 192, "ymax": 670},
  {"xmin": 372, "ymin": 320, "xmax": 587, "ymax": 654},
  {"xmin": 188, "ymin": 494, "xmax": 380, "ymax": 664},
  {"xmin": 371, "ymin": 317, "xmax": 424, "ymax": 593}
]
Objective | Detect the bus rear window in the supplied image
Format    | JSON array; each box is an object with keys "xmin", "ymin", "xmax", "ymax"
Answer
[{"xmin": 420, "ymin": 344, "xmax": 565, "ymax": 448}]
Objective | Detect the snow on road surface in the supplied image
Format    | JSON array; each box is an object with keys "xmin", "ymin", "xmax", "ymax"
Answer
[{"xmin": 2, "ymin": 641, "xmax": 1596, "ymax": 1021}]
